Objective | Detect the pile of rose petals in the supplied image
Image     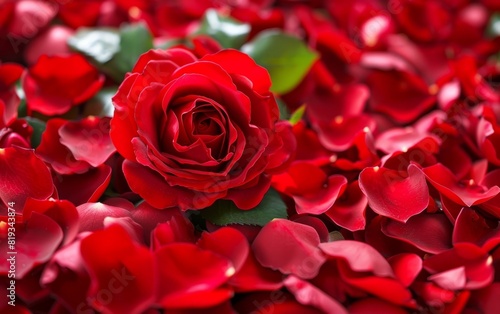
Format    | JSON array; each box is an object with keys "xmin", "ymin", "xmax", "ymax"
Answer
[{"xmin": 2, "ymin": 1, "xmax": 500, "ymax": 313}]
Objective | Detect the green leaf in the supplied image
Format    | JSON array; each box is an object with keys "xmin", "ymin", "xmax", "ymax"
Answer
[
  {"xmin": 486, "ymin": 12, "xmax": 500, "ymax": 38},
  {"xmin": 23, "ymin": 117, "xmax": 46, "ymax": 148},
  {"xmin": 289, "ymin": 104, "xmax": 306, "ymax": 125},
  {"xmin": 201, "ymin": 188, "xmax": 287, "ymax": 226},
  {"xmin": 16, "ymin": 80, "xmax": 27, "ymax": 117},
  {"xmin": 242, "ymin": 30, "xmax": 318, "ymax": 94},
  {"xmin": 276, "ymin": 97, "xmax": 290, "ymax": 120},
  {"xmin": 112, "ymin": 23, "xmax": 154, "ymax": 76},
  {"xmin": 68, "ymin": 28, "xmax": 120, "ymax": 64},
  {"xmin": 68, "ymin": 23, "xmax": 153, "ymax": 82},
  {"xmin": 83, "ymin": 87, "xmax": 117, "ymax": 118},
  {"xmin": 195, "ymin": 9, "xmax": 250, "ymax": 49}
]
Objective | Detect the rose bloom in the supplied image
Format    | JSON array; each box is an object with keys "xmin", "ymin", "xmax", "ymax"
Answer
[{"xmin": 111, "ymin": 48, "xmax": 294, "ymax": 210}]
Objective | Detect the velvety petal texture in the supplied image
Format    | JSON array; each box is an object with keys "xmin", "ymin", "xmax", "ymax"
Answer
[{"xmin": 111, "ymin": 48, "xmax": 294, "ymax": 210}]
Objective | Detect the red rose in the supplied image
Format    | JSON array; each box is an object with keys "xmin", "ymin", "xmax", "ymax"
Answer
[{"xmin": 111, "ymin": 48, "xmax": 294, "ymax": 210}]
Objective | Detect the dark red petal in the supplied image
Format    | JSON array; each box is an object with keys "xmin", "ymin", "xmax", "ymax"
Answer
[
  {"xmin": 197, "ymin": 227, "xmax": 249, "ymax": 273},
  {"xmin": 359, "ymin": 164, "xmax": 429, "ymax": 222},
  {"xmin": 151, "ymin": 215, "xmax": 196, "ymax": 249},
  {"xmin": 348, "ymin": 298, "xmax": 409, "ymax": 314},
  {"xmin": 80, "ymin": 224, "xmax": 155, "ymax": 314},
  {"xmin": 223, "ymin": 174, "xmax": 271, "ymax": 210},
  {"xmin": 284, "ymin": 275, "xmax": 348, "ymax": 314},
  {"xmin": 233, "ymin": 292, "xmax": 320, "ymax": 314},
  {"xmin": 453, "ymin": 207, "xmax": 500, "ymax": 249},
  {"xmin": 0, "ymin": 146, "xmax": 53, "ymax": 209},
  {"xmin": 54, "ymin": 164, "xmax": 112, "ymax": 206},
  {"xmin": 381, "ymin": 213, "xmax": 453, "ymax": 254},
  {"xmin": 123, "ymin": 160, "xmax": 225, "ymax": 210},
  {"xmin": 367, "ymin": 69, "xmax": 436, "ymax": 123},
  {"xmin": 131, "ymin": 202, "xmax": 188, "ymax": 242},
  {"xmin": 252, "ymin": 219, "xmax": 326, "ymax": 279}
]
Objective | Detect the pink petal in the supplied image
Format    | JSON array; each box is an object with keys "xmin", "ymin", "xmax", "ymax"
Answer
[
  {"xmin": 77, "ymin": 202, "xmax": 131, "ymax": 232},
  {"xmin": 319, "ymin": 240, "xmax": 394, "ymax": 278}
]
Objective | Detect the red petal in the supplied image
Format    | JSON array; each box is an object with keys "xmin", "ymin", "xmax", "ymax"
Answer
[
  {"xmin": 151, "ymin": 215, "xmax": 196, "ymax": 249},
  {"xmin": 0, "ymin": 146, "xmax": 53, "ymax": 209},
  {"xmin": 123, "ymin": 157, "xmax": 225, "ymax": 211},
  {"xmin": 24, "ymin": 198, "xmax": 79, "ymax": 246},
  {"xmin": 54, "ymin": 164, "xmax": 111, "ymax": 206},
  {"xmin": 294, "ymin": 175, "xmax": 347, "ymax": 215},
  {"xmin": 80, "ymin": 224, "xmax": 155, "ymax": 314},
  {"xmin": 1, "ymin": 212, "xmax": 63, "ymax": 279},
  {"xmin": 40, "ymin": 233, "xmax": 90, "ymax": 311},
  {"xmin": 154, "ymin": 243, "xmax": 233, "ymax": 309},
  {"xmin": 228, "ymin": 250, "xmax": 283, "ymax": 292},
  {"xmin": 349, "ymin": 298, "xmax": 409, "ymax": 314},
  {"xmin": 36, "ymin": 118, "xmax": 91, "ymax": 175},
  {"xmin": 325, "ymin": 180, "xmax": 367, "ymax": 231},
  {"xmin": 388, "ymin": 253, "xmax": 422, "ymax": 287},
  {"xmin": 58, "ymin": 117, "xmax": 115, "ymax": 167},
  {"xmin": 197, "ymin": 227, "xmax": 249, "ymax": 273},
  {"xmin": 423, "ymin": 163, "xmax": 500, "ymax": 207},
  {"xmin": 453, "ymin": 207, "xmax": 500, "ymax": 249},
  {"xmin": 201, "ymin": 49, "xmax": 271, "ymax": 95},
  {"xmin": 284, "ymin": 275, "xmax": 348, "ymax": 314},
  {"xmin": 423, "ymin": 243, "xmax": 494, "ymax": 290},
  {"xmin": 359, "ymin": 164, "xmax": 429, "ymax": 222},
  {"xmin": 381, "ymin": 213, "xmax": 453, "ymax": 254},
  {"xmin": 131, "ymin": 202, "xmax": 189, "ymax": 243},
  {"xmin": 77, "ymin": 202, "xmax": 131, "ymax": 232},
  {"xmin": 319, "ymin": 240, "xmax": 394, "ymax": 278},
  {"xmin": 252, "ymin": 219, "xmax": 326, "ymax": 279}
]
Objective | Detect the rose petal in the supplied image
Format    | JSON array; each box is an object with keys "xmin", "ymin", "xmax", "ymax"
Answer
[
  {"xmin": 154, "ymin": 243, "xmax": 234, "ymax": 309},
  {"xmin": 197, "ymin": 227, "xmax": 249, "ymax": 273},
  {"xmin": 0, "ymin": 146, "xmax": 53, "ymax": 209},
  {"xmin": 381, "ymin": 213, "xmax": 453, "ymax": 254},
  {"xmin": 252, "ymin": 219, "xmax": 326, "ymax": 279},
  {"xmin": 359, "ymin": 164, "xmax": 429, "ymax": 222},
  {"xmin": 80, "ymin": 224, "xmax": 155, "ymax": 314}
]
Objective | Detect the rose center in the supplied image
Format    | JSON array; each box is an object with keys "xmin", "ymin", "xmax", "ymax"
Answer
[{"xmin": 193, "ymin": 113, "xmax": 221, "ymax": 136}]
